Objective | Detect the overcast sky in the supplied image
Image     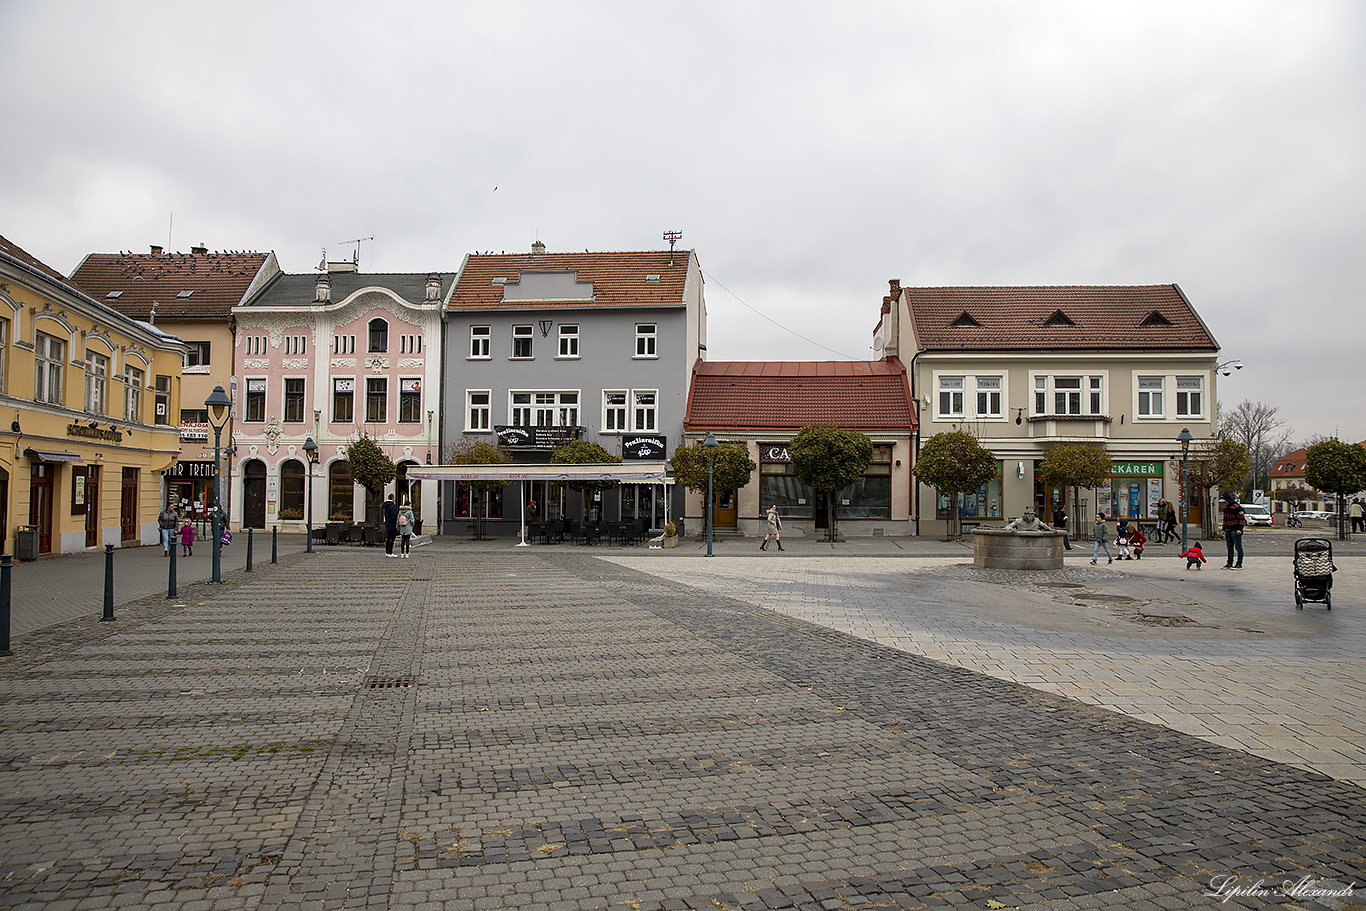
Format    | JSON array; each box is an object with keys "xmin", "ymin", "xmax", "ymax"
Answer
[{"xmin": 3, "ymin": 1, "xmax": 1361, "ymax": 443}]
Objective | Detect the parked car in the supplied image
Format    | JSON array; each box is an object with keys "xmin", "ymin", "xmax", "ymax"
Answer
[
  {"xmin": 1242, "ymin": 504, "xmax": 1273, "ymax": 526},
  {"xmin": 1292, "ymin": 510, "xmax": 1334, "ymax": 522}
]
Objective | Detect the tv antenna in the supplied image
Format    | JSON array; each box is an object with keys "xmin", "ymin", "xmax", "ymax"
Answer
[
  {"xmin": 663, "ymin": 230, "xmax": 683, "ymax": 265},
  {"xmin": 337, "ymin": 236, "xmax": 374, "ymax": 266}
]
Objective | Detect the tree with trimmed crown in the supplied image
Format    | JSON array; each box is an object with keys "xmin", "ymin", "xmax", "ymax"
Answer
[
  {"xmin": 550, "ymin": 440, "xmax": 621, "ymax": 523},
  {"xmin": 1038, "ymin": 443, "xmax": 1113, "ymax": 535},
  {"xmin": 1305, "ymin": 438, "xmax": 1366, "ymax": 541},
  {"xmin": 789, "ymin": 424, "xmax": 873, "ymax": 543},
  {"xmin": 346, "ymin": 433, "xmax": 396, "ymax": 524},
  {"xmin": 445, "ymin": 436, "xmax": 511, "ymax": 538},
  {"xmin": 670, "ymin": 441, "xmax": 757, "ymax": 536},
  {"xmin": 913, "ymin": 429, "xmax": 999, "ymax": 540}
]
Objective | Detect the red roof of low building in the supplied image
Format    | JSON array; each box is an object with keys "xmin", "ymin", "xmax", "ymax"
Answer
[
  {"xmin": 685, "ymin": 359, "xmax": 915, "ymax": 433},
  {"xmin": 1273, "ymin": 441, "xmax": 1366, "ymax": 480},
  {"xmin": 904, "ymin": 284, "xmax": 1219, "ymax": 351},
  {"xmin": 69, "ymin": 249, "xmax": 273, "ymax": 320},
  {"xmin": 449, "ymin": 249, "xmax": 691, "ymax": 310}
]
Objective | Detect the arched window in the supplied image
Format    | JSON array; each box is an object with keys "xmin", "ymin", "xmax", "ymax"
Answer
[
  {"xmin": 368, "ymin": 318, "xmax": 388, "ymax": 353},
  {"xmin": 280, "ymin": 460, "xmax": 305, "ymax": 519},
  {"xmin": 328, "ymin": 461, "xmax": 353, "ymax": 521}
]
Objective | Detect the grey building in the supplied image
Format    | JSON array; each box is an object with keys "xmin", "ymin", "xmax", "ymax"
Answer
[{"xmin": 441, "ymin": 241, "xmax": 706, "ymax": 535}]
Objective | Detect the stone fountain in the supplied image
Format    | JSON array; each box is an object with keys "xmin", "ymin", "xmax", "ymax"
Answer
[{"xmin": 971, "ymin": 506, "xmax": 1067, "ymax": 570}]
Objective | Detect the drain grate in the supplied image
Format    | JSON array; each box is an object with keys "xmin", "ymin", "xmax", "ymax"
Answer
[{"xmin": 364, "ymin": 674, "xmax": 416, "ymax": 689}]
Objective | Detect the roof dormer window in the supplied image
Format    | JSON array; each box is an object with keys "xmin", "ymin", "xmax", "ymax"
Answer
[
  {"xmin": 1139, "ymin": 310, "xmax": 1174, "ymax": 327},
  {"xmin": 104, "ymin": 290, "xmax": 123, "ymax": 300},
  {"xmin": 177, "ymin": 290, "xmax": 193, "ymax": 299},
  {"xmin": 1043, "ymin": 309, "xmax": 1077, "ymax": 327},
  {"xmin": 951, "ymin": 311, "xmax": 982, "ymax": 328}
]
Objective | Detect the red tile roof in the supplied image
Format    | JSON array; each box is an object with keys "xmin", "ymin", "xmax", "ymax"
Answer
[
  {"xmin": 1274, "ymin": 441, "xmax": 1366, "ymax": 479},
  {"xmin": 685, "ymin": 359, "xmax": 916, "ymax": 433},
  {"xmin": 449, "ymin": 249, "xmax": 691, "ymax": 310},
  {"xmin": 904, "ymin": 284, "xmax": 1219, "ymax": 352},
  {"xmin": 0, "ymin": 234, "xmax": 86, "ymax": 293},
  {"xmin": 69, "ymin": 249, "xmax": 273, "ymax": 320}
]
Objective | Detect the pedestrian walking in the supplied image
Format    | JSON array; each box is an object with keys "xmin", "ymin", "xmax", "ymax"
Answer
[
  {"xmin": 398, "ymin": 498, "xmax": 416, "ymax": 558},
  {"xmin": 1221, "ymin": 491, "xmax": 1245, "ymax": 569},
  {"xmin": 1153, "ymin": 500, "xmax": 1169, "ymax": 544},
  {"xmin": 760, "ymin": 504, "xmax": 784, "ymax": 551},
  {"xmin": 180, "ymin": 520, "xmax": 195, "ymax": 557},
  {"xmin": 1090, "ymin": 513, "xmax": 1113, "ymax": 565},
  {"xmin": 158, "ymin": 502, "xmax": 179, "ymax": 556},
  {"xmin": 1052, "ymin": 505, "xmax": 1072, "ymax": 550},
  {"xmin": 1164, "ymin": 501, "xmax": 1178, "ymax": 543},
  {"xmin": 1350, "ymin": 498, "xmax": 1364, "ymax": 534},
  {"xmin": 383, "ymin": 493, "xmax": 399, "ymax": 557}
]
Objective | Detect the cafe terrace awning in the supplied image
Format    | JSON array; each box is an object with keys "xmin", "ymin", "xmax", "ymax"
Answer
[
  {"xmin": 24, "ymin": 449, "xmax": 84, "ymax": 463},
  {"xmin": 406, "ymin": 462, "xmax": 669, "ymax": 483}
]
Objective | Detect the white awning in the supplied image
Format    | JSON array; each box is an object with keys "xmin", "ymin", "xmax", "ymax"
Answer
[{"xmin": 406, "ymin": 461, "xmax": 669, "ymax": 483}]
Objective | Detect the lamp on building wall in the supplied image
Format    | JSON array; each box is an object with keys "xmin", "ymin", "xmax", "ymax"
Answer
[
  {"xmin": 304, "ymin": 436, "xmax": 319, "ymax": 554},
  {"xmin": 205, "ymin": 385, "xmax": 232, "ymax": 584},
  {"xmin": 704, "ymin": 433, "xmax": 718, "ymax": 558},
  {"xmin": 538, "ymin": 319, "xmax": 553, "ymax": 338},
  {"xmin": 1016, "ymin": 461, "xmax": 1025, "ymax": 479},
  {"xmin": 1217, "ymin": 360, "xmax": 1243, "ymax": 377},
  {"xmin": 1177, "ymin": 427, "xmax": 1194, "ymax": 550}
]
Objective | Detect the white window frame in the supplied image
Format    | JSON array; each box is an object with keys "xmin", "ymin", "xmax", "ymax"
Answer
[
  {"xmin": 1137, "ymin": 376, "xmax": 1164, "ymax": 418},
  {"xmin": 283, "ymin": 376, "xmax": 306, "ymax": 423},
  {"xmin": 466, "ymin": 390, "xmax": 491, "ymax": 432},
  {"xmin": 124, "ymin": 364, "xmax": 144, "ymax": 422},
  {"xmin": 512, "ymin": 325, "xmax": 534, "ymax": 359},
  {"xmin": 85, "ymin": 349, "xmax": 109, "ymax": 415},
  {"xmin": 399, "ymin": 377, "xmax": 422, "ymax": 423},
  {"xmin": 332, "ymin": 376, "xmax": 355, "ymax": 424},
  {"xmin": 558, "ymin": 324, "xmax": 579, "ymax": 358},
  {"xmin": 1175, "ymin": 376, "xmax": 1203, "ymax": 418},
  {"xmin": 1034, "ymin": 376, "xmax": 1047, "ymax": 415},
  {"xmin": 938, "ymin": 376, "xmax": 964, "ymax": 419},
  {"xmin": 509, "ymin": 390, "xmax": 579, "ymax": 427},
  {"xmin": 634, "ymin": 323, "xmax": 657, "ymax": 358},
  {"xmin": 0, "ymin": 316, "xmax": 8, "ymax": 395},
  {"xmin": 974, "ymin": 376, "xmax": 1002, "ymax": 419},
  {"xmin": 603, "ymin": 390, "xmax": 628, "ymax": 432},
  {"xmin": 36, "ymin": 331, "xmax": 65, "ymax": 405},
  {"xmin": 1053, "ymin": 376, "xmax": 1082, "ymax": 415},
  {"xmin": 1089, "ymin": 376, "xmax": 1104, "ymax": 415},
  {"xmin": 632, "ymin": 390, "xmax": 658, "ymax": 431},
  {"xmin": 469, "ymin": 326, "xmax": 490, "ymax": 359},
  {"xmin": 333, "ymin": 335, "xmax": 355, "ymax": 355},
  {"xmin": 245, "ymin": 377, "xmax": 267, "ymax": 423},
  {"xmin": 366, "ymin": 376, "xmax": 388, "ymax": 423}
]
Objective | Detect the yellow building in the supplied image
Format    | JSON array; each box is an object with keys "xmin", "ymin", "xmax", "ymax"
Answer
[{"xmin": 1, "ymin": 235, "xmax": 186, "ymax": 557}]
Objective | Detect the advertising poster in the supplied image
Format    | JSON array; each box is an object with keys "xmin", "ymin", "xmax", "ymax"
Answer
[
  {"xmin": 1129, "ymin": 483, "xmax": 1142, "ymax": 518},
  {"xmin": 1147, "ymin": 478, "xmax": 1163, "ymax": 517},
  {"xmin": 1097, "ymin": 489, "xmax": 1112, "ymax": 517}
]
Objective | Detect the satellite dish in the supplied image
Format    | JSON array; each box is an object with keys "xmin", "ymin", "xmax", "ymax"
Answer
[{"xmin": 873, "ymin": 337, "xmax": 884, "ymax": 351}]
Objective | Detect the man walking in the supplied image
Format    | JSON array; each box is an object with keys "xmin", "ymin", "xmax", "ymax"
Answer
[
  {"xmin": 1221, "ymin": 492, "xmax": 1245, "ymax": 569},
  {"xmin": 1350, "ymin": 498, "xmax": 1364, "ymax": 534},
  {"xmin": 383, "ymin": 493, "xmax": 399, "ymax": 557}
]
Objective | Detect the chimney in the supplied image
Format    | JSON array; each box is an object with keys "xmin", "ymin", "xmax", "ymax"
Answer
[
  {"xmin": 149, "ymin": 244, "xmax": 163, "ymax": 255},
  {"xmin": 315, "ymin": 274, "xmax": 331, "ymax": 303},
  {"xmin": 191, "ymin": 244, "xmax": 208, "ymax": 255},
  {"xmin": 531, "ymin": 240, "xmax": 546, "ymax": 255},
  {"xmin": 425, "ymin": 273, "xmax": 442, "ymax": 301},
  {"xmin": 888, "ymin": 278, "xmax": 901, "ymax": 298}
]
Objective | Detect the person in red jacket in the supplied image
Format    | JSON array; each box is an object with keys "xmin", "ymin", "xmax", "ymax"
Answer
[
  {"xmin": 1221, "ymin": 492, "xmax": 1246, "ymax": 569},
  {"xmin": 1180, "ymin": 542, "xmax": 1207, "ymax": 570},
  {"xmin": 1129, "ymin": 525, "xmax": 1147, "ymax": 560}
]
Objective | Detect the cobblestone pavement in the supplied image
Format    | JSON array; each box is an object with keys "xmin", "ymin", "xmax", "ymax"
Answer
[
  {"xmin": 602, "ymin": 549, "xmax": 1366, "ymax": 789},
  {"xmin": 0, "ymin": 549, "xmax": 1362, "ymax": 910}
]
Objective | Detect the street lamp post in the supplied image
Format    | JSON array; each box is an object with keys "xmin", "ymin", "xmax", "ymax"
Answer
[
  {"xmin": 704, "ymin": 433, "xmax": 717, "ymax": 557},
  {"xmin": 205, "ymin": 386, "xmax": 232, "ymax": 584},
  {"xmin": 1178, "ymin": 427, "xmax": 1194, "ymax": 551},
  {"xmin": 304, "ymin": 437, "xmax": 318, "ymax": 554}
]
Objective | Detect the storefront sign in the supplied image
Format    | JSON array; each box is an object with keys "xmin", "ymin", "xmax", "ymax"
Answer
[
  {"xmin": 622, "ymin": 434, "xmax": 667, "ymax": 461},
  {"xmin": 165, "ymin": 461, "xmax": 217, "ymax": 479},
  {"xmin": 493, "ymin": 425, "xmax": 582, "ymax": 449},
  {"xmin": 1112, "ymin": 461, "xmax": 1162, "ymax": 476},
  {"xmin": 760, "ymin": 444, "xmax": 791, "ymax": 463},
  {"xmin": 180, "ymin": 421, "xmax": 209, "ymax": 442},
  {"xmin": 67, "ymin": 423, "xmax": 123, "ymax": 443}
]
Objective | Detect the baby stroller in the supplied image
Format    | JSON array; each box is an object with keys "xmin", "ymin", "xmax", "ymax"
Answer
[{"xmin": 1293, "ymin": 537, "xmax": 1335, "ymax": 610}]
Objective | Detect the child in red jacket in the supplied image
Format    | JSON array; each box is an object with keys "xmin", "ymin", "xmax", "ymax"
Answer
[
  {"xmin": 1129, "ymin": 526, "xmax": 1147, "ymax": 560},
  {"xmin": 1180, "ymin": 542, "xmax": 1205, "ymax": 570},
  {"xmin": 180, "ymin": 521, "xmax": 195, "ymax": 557}
]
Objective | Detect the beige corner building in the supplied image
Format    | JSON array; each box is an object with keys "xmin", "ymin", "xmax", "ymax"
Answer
[{"xmin": 873, "ymin": 281, "xmax": 1222, "ymax": 537}]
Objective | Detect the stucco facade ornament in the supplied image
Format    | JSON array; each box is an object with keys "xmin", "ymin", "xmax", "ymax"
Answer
[
  {"xmin": 263, "ymin": 416, "xmax": 283, "ymax": 455},
  {"xmin": 282, "ymin": 358, "xmax": 308, "ymax": 369},
  {"xmin": 365, "ymin": 354, "xmax": 389, "ymax": 372},
  {"xmin": 331, "ymin": 358, "xmax": 357, "ymax": 368},
  {"xmin": 398, "ymin": 358, "xmax": 423, "ymax": 369},
  {"xmin": 244, "ymin": 358, "xmax": 269, "ymax": 369}
]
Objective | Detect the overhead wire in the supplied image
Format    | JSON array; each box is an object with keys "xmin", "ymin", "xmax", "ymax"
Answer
[{"xmin": 701, "ymin": 268, "xmax": 861, "ymax": 360}]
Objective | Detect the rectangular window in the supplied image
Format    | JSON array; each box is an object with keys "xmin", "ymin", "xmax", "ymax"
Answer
[
  {"xmin": 85, "ymin": 351, "xmax": 109, "ymax": 414},
  {"xmin": 511, "ymin": 392, "xmax": 532, "ymax": 426},
  {"xmin": 938, "ymin": 376, "xmax": 964, "ymax": 418},
  {"xmin": 467, "ymin": 390, "xmax": 490, "ymax": 431},
  {"xmin": 245, "ymin": 378, "xmax": 266, "ymax": 422},
  {"xmin": 604, "ymin": 391, "xmax": 627, "ymax": 432},
  {"xmin": 512, "ymin": 325, "xmax": 533, "ymax": 359},
  {"xmin": 399, "ymin": 378, "xmax": 422, "ymax": 423},
  {"xmin": 185, "ymin": 341, "xmax": 211, "ymax": 366},
  {"xmin": 36, "ymin": 331, "xmax": 65, "ymax": 405},
  {"xmin": 1054, "ymin": 377, "xmax": 1082, "ymax": 415},
  {"xmin": 633, "ymin": 390, "xmax": 657, "ymax": 431},
  {"xmin": 512, "ymin": 391, "xmax": 578, "ymax": 426},
  {"xmin": 333, "ymin": 335, "xmax": 355, "ymax": 355},
  {"xmin": 1176, "ymin": 376, "xmax": 1203, "ymax": 417},
  {"xmin": 558, "ymin": 392, "xmax": 578, "ymax": 428},
  {"xmin": 124, "ymin": 365, "xmax": 143, "ymax": 422},
  {"xmin": 366, "ymin": 377, "xmax": 387, "ymax": 423},
  {"xmin": 1035, "ymin": 376, "xmax": 1046, "ymax": 414},
  {"xmin": 975, "ymin": 376, "xmax": 1001, "ymax": 418},
  {"xmin": 1089, "ymin": 376, "xmax": 1103, "ymax": 415},
  {"xmin": 1137, "ymin": 376, "xmax": 1164, "ymax": 417},
  {"xmin": 333, "ymin": 377, "xmax": 354, "ymax": 423},
  {"xmin": 635, "ymin": 323, "xmax": 657, "ymax": 357},
  {"xmin": 154, "ymin": 375, "xmax": 171, "ymax": 425},
  {"xmin": 284, "ymin": 378, "xmax": 306, "ymax": 423},
  {"xmin": 470, "ymin": 326, "xmax": 490, "ymax": 358},
  {"xmin": 558, "ymin": 324, "xmax": 579, "ymax": 357},
  {"xmin": 282, "ymin": 335, "xmax": 306, "ymax": 355},
  {"xmin": 0, "ymin": 316, "xmax": 8, "ymax": 394}
]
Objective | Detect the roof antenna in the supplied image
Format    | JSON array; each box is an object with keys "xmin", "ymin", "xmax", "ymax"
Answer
[
  {"xmin": 663, "ymin": 230, "xmax": 683, "ymax": 266},
  {"xmin": 337, "ymin": 236, "xmax": 374, "ymax": 267},
  {"xmin": 149, "ymin": 300, "xmax": 158, "ymax": 325}
]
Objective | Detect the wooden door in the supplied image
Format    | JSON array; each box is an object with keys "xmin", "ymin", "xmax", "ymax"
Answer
[
  {"xmin": 120, "ymin": 468, "xmax": 138, "ymax": 542},
  {"xmin": 85, "ymin": 466, "xmax": 100, "ymax": 547},
  {"xmin": 30, "ymin": 464, "xmax": 54, "ymax": 554},
  {"xmin": 713, "ymin": 488, "xmax": 737, "ymax": 528},
  {"xmin": 243, "ymin": 460, "xmax": 266, "ymax": 528}
]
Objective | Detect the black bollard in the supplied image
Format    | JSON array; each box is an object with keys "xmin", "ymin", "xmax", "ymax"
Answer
[
  {"xmin": 101, "ymin": 544, "xmax": 116, "ymax": 622},
  {"xmin": 1, "ymin": 554, "xmax": 12, "ymax": 655},
  {"xmin": 168, "ymin": 540, "xmax": 177, "ymax": 599},
  {"xmin": 246, "ymin": 528, "xmax": 254, "ymax": 572},
  {"xmin": 271, "ymin": 525, "xmax": 278, "ymax": 564}
]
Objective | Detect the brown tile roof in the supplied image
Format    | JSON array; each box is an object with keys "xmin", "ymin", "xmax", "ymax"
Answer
[
  {"xmin": 69, "ymin": 249, "xmax": 272, "ymax": 320},
  {"xmin": 449, "ymin": 249, "xmax": 691, "ymax": 311},
  {"xmin": 685, "ymin": 359, "xmax": 916, "ymax": 434},
  {"xmin": 0, "ymin": 234, "xmax": 86, "ymax": 292},
  {"xmin": 904, "ymin": 284, "xmax": 1219, "ymax": 352},
  {"xmin": 1274, "ymin": 442, "xmax": 1366, "ymax": 479}
]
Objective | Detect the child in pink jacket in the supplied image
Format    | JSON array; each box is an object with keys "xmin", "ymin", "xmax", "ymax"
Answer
[{"xmin": 180, "ymin": 521, "xmax": 195, "ymax": 557}]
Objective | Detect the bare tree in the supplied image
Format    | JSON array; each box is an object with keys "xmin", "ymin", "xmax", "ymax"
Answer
[{"xmin": 1219, "ymin": 399, "xmax": 1293, "ymax": 497}]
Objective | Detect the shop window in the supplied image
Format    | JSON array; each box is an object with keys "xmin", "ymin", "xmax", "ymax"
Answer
[
  {"xmin": 328, "ymin": 461, "xmax": 353, "ymax": 521},
  {"xmin": 759, "ymin": 461, "xmax": 814, "ymax": 518},
  {"xmin": 937, "ymin": 462, "xmax": 1003, "ymax": 519},
  {"xmin": 279, "ymin": 460, "xmax": 305, "ymax": 519},
  {"xmin": 455, "ymin": 482, "xmax": 503, "ymax": 518},
  {"xmin": 399, "ymin": 378, "xmax": 422, "ymax": 423}
]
